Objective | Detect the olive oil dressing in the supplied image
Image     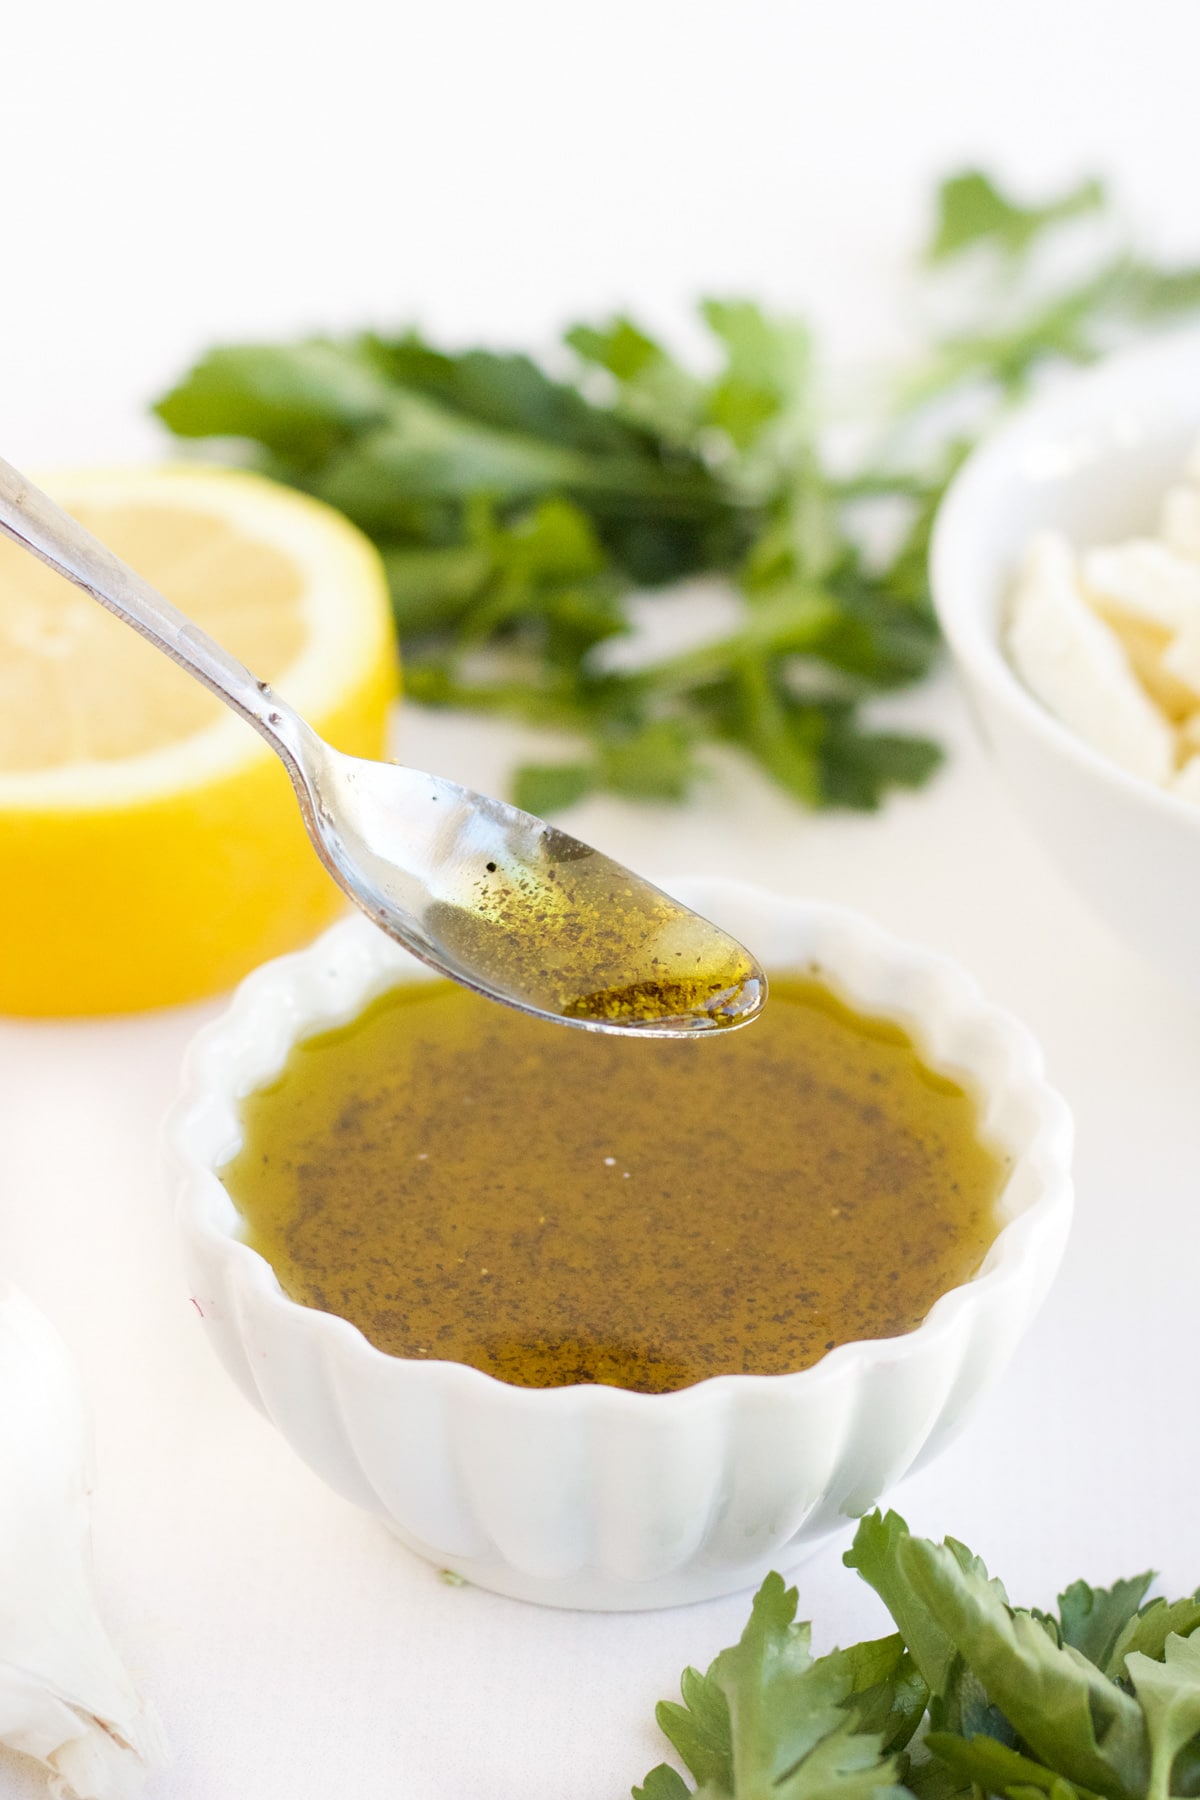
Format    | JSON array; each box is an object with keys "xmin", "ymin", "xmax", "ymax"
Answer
[{"xmin": 221, "ymin": 975, "xmax": 1005, "ymax": 1393}]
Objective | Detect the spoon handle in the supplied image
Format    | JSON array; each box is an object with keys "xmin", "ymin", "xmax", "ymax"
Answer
[{"xmin": 0, "ymin": 456, "xmax": 308, "ymax": 757}]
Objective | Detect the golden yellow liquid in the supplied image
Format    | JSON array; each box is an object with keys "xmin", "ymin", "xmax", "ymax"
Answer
[
  {"xmin": 430, "ymin": 842, "xmax": 762, "ymax": 1029},
  {"xmin": 220, "ymin": 975, "xmax": 1006, "ymax": 1393}
]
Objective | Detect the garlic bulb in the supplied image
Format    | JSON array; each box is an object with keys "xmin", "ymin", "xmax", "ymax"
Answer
[{"xmin": 0, "ymin": 1284, "xmax": 167, "ymax": 1798}]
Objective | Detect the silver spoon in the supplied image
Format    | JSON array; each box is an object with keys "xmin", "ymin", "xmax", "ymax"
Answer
[{"xmin": 0, "ymin": 457, "xmax": 766, "ymax": 1035}]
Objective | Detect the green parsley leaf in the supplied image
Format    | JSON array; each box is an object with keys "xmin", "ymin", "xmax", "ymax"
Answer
[
  {"xmin": 1056, "ymin": 1578, "xmax": 1157, "ymax": 1673},
  {"xmin": 312, "ymin": 396, "xmax": 611, "ymax": 521},
  {"xmin": 827, "ymin": 1638, "xmax": 928, "ymax": 1754},
  {"xmin": 1127, "ymin": 1637, "xmax": 1200, "ymax": 1800},
  {"xmin": 700, "ymin": 299, "xmax": 813, "ymax": 453},
  {"xmin": 380, "ymin": 541, "xmax": 494, "ymax": 637},
  {"xmin": 596, "ymin": 718, "xmax": 701, "ymax": 802},
  {"xmin": 650, "ymin": 1665, "xmax": 734, "ymax": 1794},
  {"xmin": 1119, "ymin": 262, "xmax": 1200, "ymax": 320},
  {"xmin": 361, "ymin": 332, "xmax": 651, "ymax": 459},
  {"xmin": 902, "ymin": 1749, "xmax": 973, "ymax": 1800},
  {"xmin": 897, "ymin": 1537, "xmax": 1149, "ymax": 1800},
  {"xmin": 711, "ymin": 1574, "xmax": 847, "ymax": 1790},
  {"xmin": 1108, "ymin": 1600, "xmax": 1200, "ymax": 1680},
  {"xmin": 844, "ymin": 1513, "xmax": 966, "ymax": 1706},
  {"xmin": 927, "ymin": 170, "xmax": 1106, "ymax": 263},
  {"xmin": 511, "ymin": 762, "xmax": 596, "ymax": 816},
  {"xmin": 153, "ymin": 340, "xmax": 392, "ymax": 467},
  {"xmin": 566, "ymin": 316, "xmax": 705, "ymax": 449},
  {"xmin": 817, "ymin": 721, "xmax": 943, "ymax": 810},
  {"xmin": 922, "ymin": 1730, "xmax": 1095, "ymax": 1800},
  {"xmin": 646, "ymin": 1572, "xmax": 909, "ymax": 1800},
  {"xmin": 635, "ymin": 1768, "xmax": 694, "ymax": 1800}
]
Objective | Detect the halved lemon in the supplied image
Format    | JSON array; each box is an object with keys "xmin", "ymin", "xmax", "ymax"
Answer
[{"xmin": 0, "ymin": 466, "xmax": 397, "ymax": 1014}]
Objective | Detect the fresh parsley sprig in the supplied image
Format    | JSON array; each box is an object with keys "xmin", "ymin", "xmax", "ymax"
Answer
[
  {"xmin": 636, "ymin": 1511, "xmax": 1200, "ymax": 1800},
  {"xmin": 153, "ymin": 170, "xmax": 1200, "ymax": 815}
]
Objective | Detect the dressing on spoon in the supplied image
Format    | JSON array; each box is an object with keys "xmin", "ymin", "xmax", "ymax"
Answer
[
  {"xmin": 430, "ymin": 826, "xmax": 761, "ymax": 1030},
  {"xmin": 0, "ymin": 456, "xmax": 765, "ymax": 1035}
]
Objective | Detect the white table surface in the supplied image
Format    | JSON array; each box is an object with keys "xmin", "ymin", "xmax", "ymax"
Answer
[{"xmin": 3, "ymin": 4, "xmax": 1200, "ymax": 1795}]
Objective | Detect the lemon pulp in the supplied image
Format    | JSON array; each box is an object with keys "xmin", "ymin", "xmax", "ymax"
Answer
[{"xmin": 0, "ymin": 467, "xmax": 397, "ymax": 1015}]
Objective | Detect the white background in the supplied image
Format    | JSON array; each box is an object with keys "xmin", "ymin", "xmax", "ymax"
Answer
[{"xmin": 2, "ymin": 3, "xmax": 1200, "ymax": 1796}]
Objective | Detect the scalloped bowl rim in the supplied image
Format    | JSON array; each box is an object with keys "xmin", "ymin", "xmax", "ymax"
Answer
[
  {"xmin": 168, "ymin": 877, "xmax": 1074, "ymax": 1416},
  {"xmin": 930, "ymin": 324, "xmax": 1200, "ymax": 831}
]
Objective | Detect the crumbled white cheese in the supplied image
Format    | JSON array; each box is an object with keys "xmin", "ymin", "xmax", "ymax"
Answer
[
  {"xmin": 1007, "ymin": 439, "xmax": 1200, "ymax": 800},
  {"xmin": 1160, "ymin": 484, "xmax": 1200, "ymax": 560},
  {"xmin": 0, "ymin": 1285, "xmax": 167, "ymax": 1798},
  {"xmin": 1081, "ymin": 539, "xmax": 1200, "ymax": 631},
  {"xmin": 1007, "ymin": 530, "xmax": 1175, "ymax": 783},
  {"xmin": 1163, "ymin": 610, "xmax": 1200, "ymax": 700}
]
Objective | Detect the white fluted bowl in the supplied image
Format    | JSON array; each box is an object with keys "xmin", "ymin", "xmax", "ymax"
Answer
[
  {"xmin": 931, "ymin": 328, "xmax": 1200, "ymax": 988},
  {"xmin": 168, "ymin": 878, "xmax": 1072, "ymax": 1610}
]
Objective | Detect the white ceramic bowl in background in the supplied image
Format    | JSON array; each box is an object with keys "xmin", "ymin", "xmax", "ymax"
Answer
[
  {"xmin": 168, "ymin": 879, "xmax": 1072, "ymax": 1611},
  {"xmin": 932, "ymin": 327, "xmax": 1200, "ymax": 988}
]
